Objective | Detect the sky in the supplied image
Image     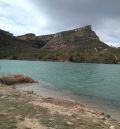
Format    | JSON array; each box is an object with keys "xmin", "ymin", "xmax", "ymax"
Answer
[{"xmin": 0, "ymin": 0, "xmax": 120, "ymax": 47}]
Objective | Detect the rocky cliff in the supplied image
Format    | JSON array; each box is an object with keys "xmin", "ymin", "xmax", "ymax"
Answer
[
  {"xmin": 44, "ymin": 25, "xmax": 100, "ymax": 50},
  {"xmin": 16, "ymin": 25, "xmax": 99, "ymax": 44},
  {"xmin": 17, "ymin": 33, "xmax": 54, "ymax": 42},
  {"xmin": 17, "ymin": 33, "xmax": 36, "ymax": 41},
  {"xmin": 16, "ymin": 25, "xmax": 100, "ymax": 50}
]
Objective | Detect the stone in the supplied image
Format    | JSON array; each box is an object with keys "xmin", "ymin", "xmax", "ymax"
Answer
[
  {"xmin": 105, "ymin": 114, "xmax": 111, "ymax": 119},
  {"xmin": 99, "ymin": 115, "xmax": 106, "ymax": 121},
  {"xmin": 100, "ymin": 112, "xmax": 105, "ymax": 115},
  {"xmin": 66, "ymin": 121, "xmax": 73, "ymax": 126},
  {"xmin": 110, "ymin": 125, "xmax": 115, "ymax": 129}
]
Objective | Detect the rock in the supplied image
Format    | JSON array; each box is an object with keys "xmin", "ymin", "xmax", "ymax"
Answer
[
  {"xmin": 100, "ymin": 112, "xmax": 105, "ymax": 116},
  {"xmin": 79, "ymin": 108, "xmax": 85, "ymax": 113},
  {"xmin": 66, "ymin": 121, "xmax": 73, "ymax": 126},
  {"xmin": 110, "ymin": 125, "xmax": 115, "ymax": 129},
  {"xmin": 90, "ymin": 109, "xmax": 94, "ymax": 113},
  {"xmin": 27, "ymin": 91, "xmax": 34, "ymax": 94},
  {"xmin": 99, "ymin": 115, "xmax": 106, "ymax": 121},
  {"xmin": 105, "ymin": 114, "xmax": 111, "ymax": 119},
  {"xmin": 71, "ymin": 113, "xmax": 77, "ymax": 118},
  {"xmin": 102, "ymin": 117, "xmax": 106, "ymax": 121}
]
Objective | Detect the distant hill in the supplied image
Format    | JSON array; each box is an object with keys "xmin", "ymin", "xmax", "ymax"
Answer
[
  {"xmin": 0, "ymin": 25, "xmax": 120, "ymax": 63},
  {"xmin": 0, "ymin": 29, "xmax": 47, "ymax": 59}
]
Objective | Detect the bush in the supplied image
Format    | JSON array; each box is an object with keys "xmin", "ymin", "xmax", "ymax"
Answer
[{"xmin": 0, "ymin": 74, "xmax": 37, "ymax": 85}]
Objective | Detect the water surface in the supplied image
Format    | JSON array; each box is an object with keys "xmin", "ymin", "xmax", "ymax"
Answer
[{"xmin": 0, "ymin": 60, "xmax": 120, "ymax": 120}]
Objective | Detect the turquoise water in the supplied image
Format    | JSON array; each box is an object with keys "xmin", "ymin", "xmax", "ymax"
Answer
[{"xmin": 0, "ymin": 60, "xmax": 120, "ymax": 119}]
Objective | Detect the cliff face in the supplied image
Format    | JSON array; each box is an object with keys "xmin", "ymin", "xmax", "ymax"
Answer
[
  {"xmin": 44, "ymin": 25, "xmax": 100, "ymax": 50},
  {"xmin": 17, "ymin": 33, "xmax": 36, "ymax": 41},
  {"xmin": 37, "ymin": 34, "xmax": 54, "ymax": 42},
  {"xmin": 17, "ymin": 33, "xmax": 54, "ymax": 42},
  {"xmin": 16, "ymin": 25, "xmax": 100, "ymax": 50},
  {"xmin": 0, "ymin": 25, "xmax": 120, "ymax": 64},
  {"xmin": 16, "ymin": 25, "xmax": 98, "ymax": 42}
]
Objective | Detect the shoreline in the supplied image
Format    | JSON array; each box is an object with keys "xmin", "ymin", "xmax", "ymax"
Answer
[
  {"xmin": 16, "ymin": 83, "xmax": 120, "ymax": 122},
  {"xmin": 0, "ymin": 84, "xmax": 120, "ymax": 128},
  {"xmin": 1, "ymin": 59, "xmax": 120, "ymax": 65}
]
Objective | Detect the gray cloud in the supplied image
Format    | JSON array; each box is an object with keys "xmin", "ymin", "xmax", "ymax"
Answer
[
  {"xmin": 32, "ymin": 0, "xmax": 120, "ymax": 26},
  {"xmin": 0, "ymin": 0, "xmax": 120, "ymax": 46},
  {"xmin": 30, "ymin": 0, "xmax": 120, "ymax": 46}
]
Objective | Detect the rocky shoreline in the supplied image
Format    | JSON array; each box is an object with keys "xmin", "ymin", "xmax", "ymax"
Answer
[{"xmin": 0, "ymin": 85, "xmax": 120, "ymax": 129}]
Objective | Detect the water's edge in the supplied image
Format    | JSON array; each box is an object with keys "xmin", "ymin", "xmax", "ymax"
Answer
[{"xmin": 16, "ymin": 83, "xmax": 120, "ymax": 122}]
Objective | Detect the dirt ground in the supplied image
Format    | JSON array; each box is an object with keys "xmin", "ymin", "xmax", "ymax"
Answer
[{"xmin": 0, "ymin": 85, "xmax": 120, "ymax": 129}]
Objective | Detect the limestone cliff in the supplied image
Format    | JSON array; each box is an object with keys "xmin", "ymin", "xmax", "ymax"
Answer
[
  {"xmin": 17, "ymin": 33, "xmax": 54, "ymax": 42},
  {"xmin": 17, "ymin": 33, "xmax": 36, "ymax": 41},
  {"xmin": 44, "ymin": 25, "xmax": 100, "ymax": 49}
]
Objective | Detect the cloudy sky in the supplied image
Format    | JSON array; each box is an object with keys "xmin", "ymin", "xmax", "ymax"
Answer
[{"xmin": 0, "ymin": 0, "xmax": 120, "ymax": 46}]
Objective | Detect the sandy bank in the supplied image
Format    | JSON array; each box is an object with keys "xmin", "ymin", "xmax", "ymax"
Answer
[
  {"xmin": 0, "ymin": 85, "xmax": 120, "ymax": 129},
  {"xmin": 16, "ymin": 83, "xmax": 120, "ymax": 122}
]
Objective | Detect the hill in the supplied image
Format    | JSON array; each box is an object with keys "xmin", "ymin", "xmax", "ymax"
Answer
[
  {"xmin": 0, "ymin": 29, "xmax": 47, "ymax": 59},
  {"xmin": 0, "ymin": 25, "xmax": 120, "ymax": 63}
]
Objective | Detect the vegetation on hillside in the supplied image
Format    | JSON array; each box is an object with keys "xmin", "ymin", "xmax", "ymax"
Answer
[{"xmin": 0, "ymin": 26, "xmax": 120, "ymax": 64}]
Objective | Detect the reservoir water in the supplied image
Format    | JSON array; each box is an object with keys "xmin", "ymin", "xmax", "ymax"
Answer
[{"xmin": 0, "ymin": 60, "xmax": 120, "ymax": 120}]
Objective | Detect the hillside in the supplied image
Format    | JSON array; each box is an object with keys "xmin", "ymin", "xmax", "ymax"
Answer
[
  {"xmin": 0, "ymin": 25, "xmax": 120, "ymax": 63},
  {"xmin": 0, "ymin": 29, "xmax": 48, "ymax": 59}
]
